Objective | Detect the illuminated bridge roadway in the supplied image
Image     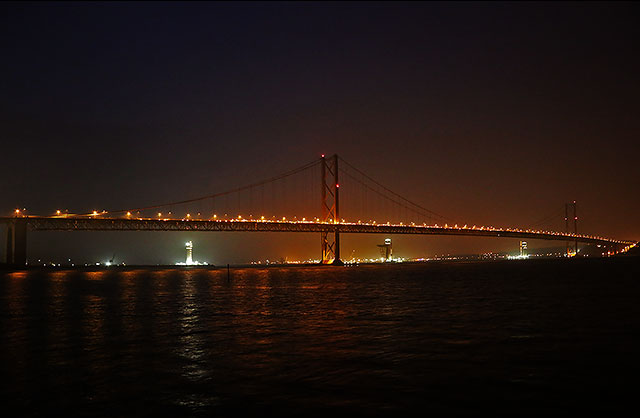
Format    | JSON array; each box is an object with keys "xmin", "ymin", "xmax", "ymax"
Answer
[
  {"xmin": 2, "ymin": 154, "xmax": 637, "ymax": 266},
  {"xmin": 2, "ymin": 216, "xmax": 636, "ymax": 266}
]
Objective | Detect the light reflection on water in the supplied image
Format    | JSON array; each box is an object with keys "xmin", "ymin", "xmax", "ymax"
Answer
[{"xmin": 1, "ymin": 259, "xmax": 640, "ymax": 415}]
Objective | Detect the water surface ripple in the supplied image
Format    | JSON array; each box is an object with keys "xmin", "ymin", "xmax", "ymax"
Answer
[{"xmin": 1, "ymin": 258, "xmax": 639, "ymax": 416}]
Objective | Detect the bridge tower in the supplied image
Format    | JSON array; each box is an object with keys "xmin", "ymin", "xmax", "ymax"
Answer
[
  {"xmin": 377, "ymin": 238, "xmax": 393, "ymax": 262},
  {"xmin": 320, "ymin": 154, "xmax": 342, "ymax": 264},
  {"xmin": 519, "ymin": 240, "xmax": 527, "ymax": 257},
  {"xmin": 565, "ymin": 201, "xmax": 579, "ymax": 257},
  {"xmin": 185, "ymin": 241, "xmax": 193, "ymax": 265},
  {"xmin": 565, "ymin": 204, "xmax": 570, "ymax": 256},
  {"xmin": 573, "ymin": 201, "xmax": 578, "ymax": 256},
  {"xmin": 5, "ymin": 218, "xmax": 27, "ymax": 266}
]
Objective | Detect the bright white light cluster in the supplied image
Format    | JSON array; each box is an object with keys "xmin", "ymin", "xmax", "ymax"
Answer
[
  {"xmin": 175, "ymin": 241, "xmax": 208, "ymax": 265},
  {"xmin": 507, "ymin": 254, "xmax": 530, "ymax": 260}
]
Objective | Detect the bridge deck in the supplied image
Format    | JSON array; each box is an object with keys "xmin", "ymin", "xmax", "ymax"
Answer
[{"xmin": 0, "ymin": 217, "xmax": 634, "ymax": 246}]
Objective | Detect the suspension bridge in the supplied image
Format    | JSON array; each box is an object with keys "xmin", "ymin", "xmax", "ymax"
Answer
[{"xmin": 2, "ymin": 154, "xmax": 636, "ymax": 266}]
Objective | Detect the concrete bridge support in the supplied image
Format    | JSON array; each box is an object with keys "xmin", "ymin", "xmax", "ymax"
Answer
[{"xmin": 5, "ymin": 219, "xmax": 27, "ymax": 267}]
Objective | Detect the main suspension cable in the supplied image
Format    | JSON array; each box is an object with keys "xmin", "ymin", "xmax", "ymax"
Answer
[
  {"xmin": 339, "ymin": 157, "xmax": 450, "ymax": 222},
  {"xmin": 98, "ymin": 158, "xmax": 322, "ymax": 216}
]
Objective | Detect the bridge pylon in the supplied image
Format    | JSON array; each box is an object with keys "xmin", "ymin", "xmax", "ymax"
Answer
[
  {"xmin": 5, "ymin": 218, "xmax": 27, "ymax": 266},
  {"xmin": 320, "ymin": 154, "xmax": 342, "ymax": 265},
  {"xmin": 565, "ymin": 201, "xmax": 579, "ymax": 257}
]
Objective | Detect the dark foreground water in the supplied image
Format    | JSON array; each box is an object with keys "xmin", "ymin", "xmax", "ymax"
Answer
[{"xmin": 1, "ymin": 258, "xmax": 639, "ymax": 416}]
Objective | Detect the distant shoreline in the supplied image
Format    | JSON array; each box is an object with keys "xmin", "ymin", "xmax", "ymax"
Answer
[{"xmin": 1, "ymin": 255, "xmax": 637, "ymax": 272}]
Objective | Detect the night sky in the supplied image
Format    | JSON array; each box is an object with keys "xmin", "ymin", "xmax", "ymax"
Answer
[{"xmin": 1, "ymin": 2, "xmax": 638, "ymax": 264}]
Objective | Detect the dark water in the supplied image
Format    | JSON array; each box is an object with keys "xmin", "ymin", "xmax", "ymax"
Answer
[{"xmin": 1, "ymin": 258, "xmax": 639, "ymax": 416}]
